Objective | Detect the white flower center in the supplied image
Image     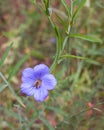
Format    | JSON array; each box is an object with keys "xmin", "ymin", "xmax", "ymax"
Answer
[{"xmin": 34, "ymin": 79, "xmax": 42, "ymax": 88}]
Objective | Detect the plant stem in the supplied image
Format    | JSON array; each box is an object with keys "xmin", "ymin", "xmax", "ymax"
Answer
[{"xmin": 49, "ymin": 0, "xmax": 74, "ymax": 72}]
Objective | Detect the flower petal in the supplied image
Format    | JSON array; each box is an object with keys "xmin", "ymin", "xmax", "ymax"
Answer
[
  {"xmin": 34, "ymin": 64, "xmax": 50, "ymax": 78},
  {"xmin": 42, "ymin": 74, "xmax": 57, "ymax": 90},
  {"xmin": 22, "ymin": 68, "xmax": 34, "ymax": 77},
  {"xmin": 20, "ymin": 83, "xmax": 34, "ymax": 96},
  {"xmin": 34, "ymin": 87, "xmax": 48, "ymax": 102},
  {"xmin": 22, "ymin": 68, "xmax": 36, "ymax": 84},
  {"xmin": 22, "ymin": 76, "xmax": 35, "ymax": 85}
]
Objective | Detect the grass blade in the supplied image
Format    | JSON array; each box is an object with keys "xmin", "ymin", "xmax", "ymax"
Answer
[
  {"xmin": 8, "ymin": 54, "xmax": 29, "ymax": 80},
  {"xmin": 47, "ymin": 106, "xmax": 67, "ymax": 117},
  {"xmin": 0, "ymin": 83, "xmax": 8, "ymax": 93},
  {"xmin": 40, "ymin": 117, "xmax": 54, "ymax": 130},
  {"xmin": 0, "ymin": 72, "xmax": 25, "ymax": 108},
  {"xmin": 0, "ymin": 43, "xmax": 13, "ymax": 67}
]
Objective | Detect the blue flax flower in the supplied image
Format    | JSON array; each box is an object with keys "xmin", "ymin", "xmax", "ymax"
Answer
[{"xmin": 20, "ymin": 64, "xmax": 57, "ymax": 102}]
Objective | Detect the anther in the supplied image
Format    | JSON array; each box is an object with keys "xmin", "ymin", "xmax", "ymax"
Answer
[{"xmin": 34, "ymin": 79, "xmax": 42, "ymax": 88}]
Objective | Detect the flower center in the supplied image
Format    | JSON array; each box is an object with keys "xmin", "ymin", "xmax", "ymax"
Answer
[{"xmin": 34, "ymin": 79, "xmax": 42, "ymax": 88}]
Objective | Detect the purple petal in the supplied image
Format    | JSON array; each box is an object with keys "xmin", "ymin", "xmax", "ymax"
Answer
[
  {"xmin": 33, "ymin": 64, "xmax": 50, "ymax": 79},
  {"xmin": 34, "ymin": 87, "xmax": 48, "ymax": 102},
  {"xmin": 22, "ymin": 68, "xmax": 34, "ymax": 77},
  {"xmin": 20, "ymin": 83, "xmax": 35, "ymax": 96},
  {"xmin": 22, "ymin": 68, "xmax": 36, "ymax": 84},
  {"xmin": 42, "ymin": 74, "xmax": 57, "ymax": 90},
  {"xmin": 22, "ymin": 76, "xmax": 35, "ymax": 85}
]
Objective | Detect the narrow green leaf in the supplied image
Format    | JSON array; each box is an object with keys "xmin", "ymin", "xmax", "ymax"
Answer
[
  {"xmin": 54, "ymin": 25, "xmax": 62, "ymax": 53},
  {"xmin": 86, "ymin": 59, "xmax": 100, "ymax": 65},
  {"xmin": 40, "ymin": 117, "xmax": 54, "ymax": 130},
  {"xmin": 5, "ymin": 109, "xmax": 19, "ymax": 119},
  {"xmin": 15, "ymin": 96, "xmax": 26, "ymax": 108},
  {"xmin": 3, "ymin": 31, "xmax": 15, "ymax": 38},
  {"xmin": 72, "ymin": 0, "xmax": 86, "ymax": 21},
  {"xmin": 0, "ymin": 72, "xmax": 25, "ymax": 108},
  {"xmin": 29, "ymin": 0, "xmax": 36, "ymax": 4},
  {"xmin": 59, "ymin": 54, "xmax": 100, "ymax": 65},
  {"xmin": 0, "ymin": 83, "xmax": 8, "ymax": 93},
  {"xmin": 61, "ymin": 0, "xmax": 71, "ymax": 16},
  {"xmin": 0, "ymin": 43, "xmax": 13, "ymax": 67},
  {"xmin": 54, "ymin": 11, "xmax": 67, "ymax": 28},
  {"xmin": 8, "ymin": 54, "xmax": 29, "ymax": 80},
  {"xmin": 69, "ymin": 34, "xmax": 102, "ymax": 43},
  {"xmin": 47, "ymin": 106, "xmax": 67, "ymax": 117},
  {"xmin": 30, "ymin": 50, "xmax": 44, "ymax": 60},
  {"xmin": 43, "ymin": 0, "xmax": 50, "ymax": 15},
  {"xmin": 60, "ymin": 54, "xmax": 87, "ymax": 60}
]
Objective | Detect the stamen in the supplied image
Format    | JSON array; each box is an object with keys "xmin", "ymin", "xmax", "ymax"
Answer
[{"xmin": 34, "ymin": 79, "xmax": 42, "ymax": 88}]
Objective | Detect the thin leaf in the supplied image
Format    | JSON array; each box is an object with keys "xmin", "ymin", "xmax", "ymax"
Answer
[
  {"xmin": 86, "ymin": 59, "xmax": 100, "ymax": 65},
  {"xmin": 72, "ymin": 0, "xmax": 86, "ymax": 21},
  {"xmin": 40, "ymin": 117, "xmax": 54, "ymax": 130},
  {"xmin": 5, "ymin": 109, "xmax": 19, "ymax": 119},
  {"xmin": 61, "ymin": 0, "xmax": 71, "ymax": 16},
  {"xmin": 69, "ymin": 33, "xmax": 102, "ymax": 43},
  {"xmin": 60, "ymin": 54, "xmax": 87, "ymax": 60},
  {"xmin": 0, "ymin": 43, "xmax": 13, "ymax": 67},
  {"xmin": 29, "ymin": 0, "xmax": 36, "ymax": 4},
  {"xmin": 54, "ymin": 10, "xmax": 67, "ymax": 28},
  {"xmin": 93, "ymin": 107, "xmax": 102, "ymax": 112},
  {"xmin": 8, "ymin": 54, "xmax": 29, "ymax": 80},
  {"xmin": 54, "ymin": 25, "xmax": 62, "ymax": 51},
  {"xmin": 43, "ymin": 0, "xmax": 50, "ymax": 15},
  {"xmin": 30, "ymin": 50, "xmax": 44, "ymax": 60},
  {"xmin": 15, "ymin": 96, "xmax": 26, "ymax": 108},
  {"xmin": 0, "ymin": 72, "xmax": 25, "ymax": 108},
  {"xmin": 0, "ymin": 83, "xmax": 8, "ymax": 93},
  {"xmin": 59, "ymin": 54, "xmax": 100, "ymax": 65},
  {"xmin": 47, "ymin": 106, "xmax": 67, "ymax": 117}
]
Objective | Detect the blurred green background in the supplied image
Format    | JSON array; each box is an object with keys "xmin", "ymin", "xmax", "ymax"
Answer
[{"xmin": 0, "ymin": 0, "xmax": 104, "ymax": 130}]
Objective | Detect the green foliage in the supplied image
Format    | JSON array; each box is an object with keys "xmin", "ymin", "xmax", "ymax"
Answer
[
  {"xmin": 61, "ymin": 0, "xmax": 71, "ymax": 16},
  {"xmin": 0, "ymin": 43, "xmax": 13, "ymax": 67},
  {"xmin": 40, "ymin": 117, "xmax": 55, "ymax": 130},
  {"xmin": 60, "ymin": 54, "xmax": 87, "ymax": 60},
  {"xmin": 8, "ymin": 54, "xmax": 29, "ymax": 80},
  {"xmin": 69, "ymin": 33, "xmax": 102, "ymax": 43},
  {"xmin": 0, "ymin": 83, "xmax": 7, "ymax": 93},
  {"xmin": 72, "ymin": 0, "xmax": 87, "ymax": 22},
  {"xmin": 0, "ymin": 72, "xmax": 25, "ymax": 108},
  {"xmin": 0, "ymin": 0, "xmax": 104, "ymax": 130}
]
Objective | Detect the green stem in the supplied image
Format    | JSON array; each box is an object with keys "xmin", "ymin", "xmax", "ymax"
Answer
[
  {"xmin": 62, "ymin": 0, "xmax": 73, "ymax": 75},
  {"xmin": 49, "ymin": 0, "xmax": 73, "ymax": 72},
  {"xmin": 69, "ymin": 101, "xmax": 104, "ymax": 119},
  {"xmin": 48, "ymin": 17, "xmax": 60, "ymax": 72},
  {"xmin": 61, "ymin": 0, "xmax": 73, "ymax": 52}
]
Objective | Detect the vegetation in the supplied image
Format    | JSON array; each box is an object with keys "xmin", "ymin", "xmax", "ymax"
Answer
[{"xmin": 0, "ymin": 0, "xmax": 104, "ymax": 130}]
